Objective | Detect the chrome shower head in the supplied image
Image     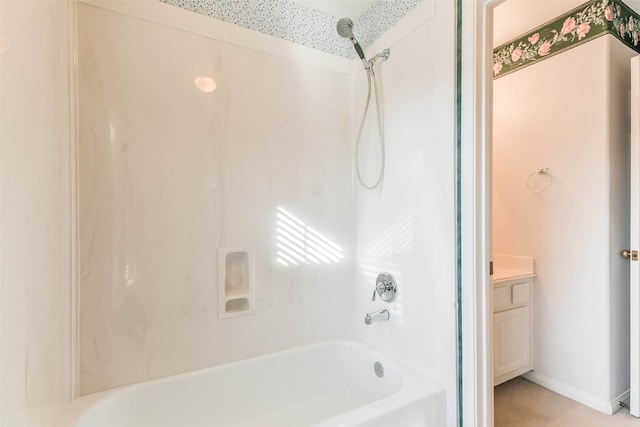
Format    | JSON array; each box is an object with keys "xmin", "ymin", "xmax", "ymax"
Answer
[
  {"xmin": 336, "ymin": 17, "xmax": 366, "ymax": 61},
  {"xmin": 336, "ymin": 17, "xmax": 354, "ymax": 38}
]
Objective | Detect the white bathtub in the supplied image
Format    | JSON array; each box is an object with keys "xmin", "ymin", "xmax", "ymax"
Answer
[{"xmin": 63, "ymin": 341, "xmax": 446, "ymax": 427}]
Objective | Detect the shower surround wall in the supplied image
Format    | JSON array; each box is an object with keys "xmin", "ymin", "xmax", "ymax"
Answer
[
  {"xmin": 353, "ymin": 2, "xmax": 457, "ymax": 425},
  {"xmin": 493, "ymin": 14, "xmax": 636, "ymax": 412},
  {"xmin": 77, "ymin": 2, "xmax": 459, "ymax": 425},
  {"xmin": 78, "ymin": 2, "xmax": 352, "ymax": 394},
  {"xmin": 0, "ymin": 0, "xmax": 73, "ymax": 424}
]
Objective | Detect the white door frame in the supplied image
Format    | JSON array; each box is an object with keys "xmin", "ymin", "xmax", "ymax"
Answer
[
  {"xmin": 631, "ymin": 55, "xmax": 640, "ymax": 418},
  {"xmin": 460, "ymin": 0, "xmax": 502, "ymax": 426}
]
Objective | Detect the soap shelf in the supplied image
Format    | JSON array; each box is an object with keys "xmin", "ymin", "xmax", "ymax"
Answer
[{"xmin": 218, "ymin": 248, "xmax": 255, "ymax": 319}]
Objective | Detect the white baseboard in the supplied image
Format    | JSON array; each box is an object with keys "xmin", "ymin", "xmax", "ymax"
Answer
[{"xmin": 523, "ymin": 371, "xmax": 622, "ymax": 415}]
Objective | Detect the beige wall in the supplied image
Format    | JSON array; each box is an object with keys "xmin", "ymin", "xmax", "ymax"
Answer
[{"xmin": 493, "ymin": 34, "xmax": 634, "ymax": 412}]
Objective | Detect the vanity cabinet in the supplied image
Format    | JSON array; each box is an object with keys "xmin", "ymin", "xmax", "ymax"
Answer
[{"xmin": 493, "ymin": 277, "xmax": 534, "ymax": 386}]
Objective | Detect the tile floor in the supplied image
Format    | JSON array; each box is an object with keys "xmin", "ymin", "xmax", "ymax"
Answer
[{"xmin": 495, "ymin": 377, "xmax": 640, "ymax": 426}]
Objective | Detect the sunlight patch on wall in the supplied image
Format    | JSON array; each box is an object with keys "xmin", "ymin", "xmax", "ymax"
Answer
[
  {"xmin": 365, "ymin": 214, "xmax": 414, "ymax": 257},
  {"xmin": 276, "ymin": 207, "xmax": 343, "ymax": 266}
]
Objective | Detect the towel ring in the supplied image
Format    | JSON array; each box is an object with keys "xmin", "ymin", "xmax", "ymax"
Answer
[{"xmin": 527, "ymin": 168, "xmax": 553, "ymax": 193}]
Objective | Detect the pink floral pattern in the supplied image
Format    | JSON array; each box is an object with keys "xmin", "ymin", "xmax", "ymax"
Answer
[
  {"xmin": 617, "ymin": 1, "xmax": 640, "ymax": 45},
  {"xmin": 494, "ymin": 0, "xmax": 640, "ymax": 79},
  {"xmin": 537, "ymin": 41, "xmax": 552, "ymax": 56},
  {"xmin": 605, "ymin": 5, "xmax": 614, "ymax": 20},
  {"xmin": 511, "ymin": 48, "xmax": 523, "ymax": 61},
  {"xmin": 561, "ymin": 17, "xmax": 577, "ymax": 35},
  {"xmin": 493, "ymin": 62, "xmax": 503, "ymax": 76},
  {"xmin": 577, "ymin": 22, "xmax": 591, "ymax": 40}
]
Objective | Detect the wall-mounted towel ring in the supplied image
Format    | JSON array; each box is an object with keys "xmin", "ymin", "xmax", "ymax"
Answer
[{"xmin": 527, "ymin": 168, "xmax": 553, "ymax": 193}]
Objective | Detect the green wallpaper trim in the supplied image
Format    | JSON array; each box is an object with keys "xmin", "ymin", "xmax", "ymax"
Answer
[{"xmin": 493, "ymin": 0, "xmax": 640, "ymax": 79}]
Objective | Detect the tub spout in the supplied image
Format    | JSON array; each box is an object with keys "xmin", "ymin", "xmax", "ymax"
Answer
[{"xmin": 364, "ymin": 309, "xmax": 390, "ymax": 325}]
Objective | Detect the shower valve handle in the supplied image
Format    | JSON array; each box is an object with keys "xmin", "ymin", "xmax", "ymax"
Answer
[
  {"xmin": 371, "ymin": 282, "xmax": 388, "ymax": 301},
  {"xmin": 371, "ymin": 272, "xmax": 397, "ymax": 303}
]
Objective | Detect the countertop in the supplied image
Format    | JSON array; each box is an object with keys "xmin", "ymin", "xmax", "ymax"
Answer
[{"xmin": 492, "ymin": 254, "xmax": 535, "ymax": 284}]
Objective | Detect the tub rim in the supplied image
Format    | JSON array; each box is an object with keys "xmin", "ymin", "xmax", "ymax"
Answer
[{"xmin": 60, "ymin": 339, "xmax": 444, "ymax": 427}]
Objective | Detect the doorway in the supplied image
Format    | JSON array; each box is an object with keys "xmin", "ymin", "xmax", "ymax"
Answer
[{"xmin": 461, "ymin": 1, "xmax": 640, "ymax": 426}]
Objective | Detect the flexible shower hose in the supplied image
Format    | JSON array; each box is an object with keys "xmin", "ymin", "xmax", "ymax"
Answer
[{"xmin": 355, "ymin": 68, "xmax": 385, "ymax": 190}]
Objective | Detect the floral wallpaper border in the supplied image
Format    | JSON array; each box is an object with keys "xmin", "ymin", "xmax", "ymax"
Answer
[{"xmin": 493, "ymin": 0, "xmax": 640, "ymax": 79}]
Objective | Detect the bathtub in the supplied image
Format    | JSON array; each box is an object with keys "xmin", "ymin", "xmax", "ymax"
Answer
[{"xmin": 63, "ymin": 341, "xmax": 446, "ymax": 427}]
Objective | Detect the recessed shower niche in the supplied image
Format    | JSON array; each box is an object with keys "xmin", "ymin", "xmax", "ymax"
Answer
[{"xmin": 218, "ymin": 248, "xmax": 255, "ymax": 319}]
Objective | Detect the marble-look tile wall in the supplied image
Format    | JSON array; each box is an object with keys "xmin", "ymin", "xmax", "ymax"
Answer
[
  {"xmin": 78, "ymin": 3, "xmax": 352, "ymax": 394},
  {"xmin": 1, "ymin": 0, "xmax": 72, "ymax": 424}
]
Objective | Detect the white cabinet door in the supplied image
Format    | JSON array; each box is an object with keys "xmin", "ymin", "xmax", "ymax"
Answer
[
  {"xmin": 494, "ymin": 306, "xmax": 531, "ymax": 383},
  {"xmin": 630, "ymin": 54, "xmax": 640, "ymax": 418}
]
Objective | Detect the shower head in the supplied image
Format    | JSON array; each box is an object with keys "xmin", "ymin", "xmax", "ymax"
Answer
[
  {"xmin": 336, "ymin": 17, "xmax": 366, "ymax": 62},
  {"xmin": 336, "ymin": 17, "xmax": 354, "ymax": 38}
]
